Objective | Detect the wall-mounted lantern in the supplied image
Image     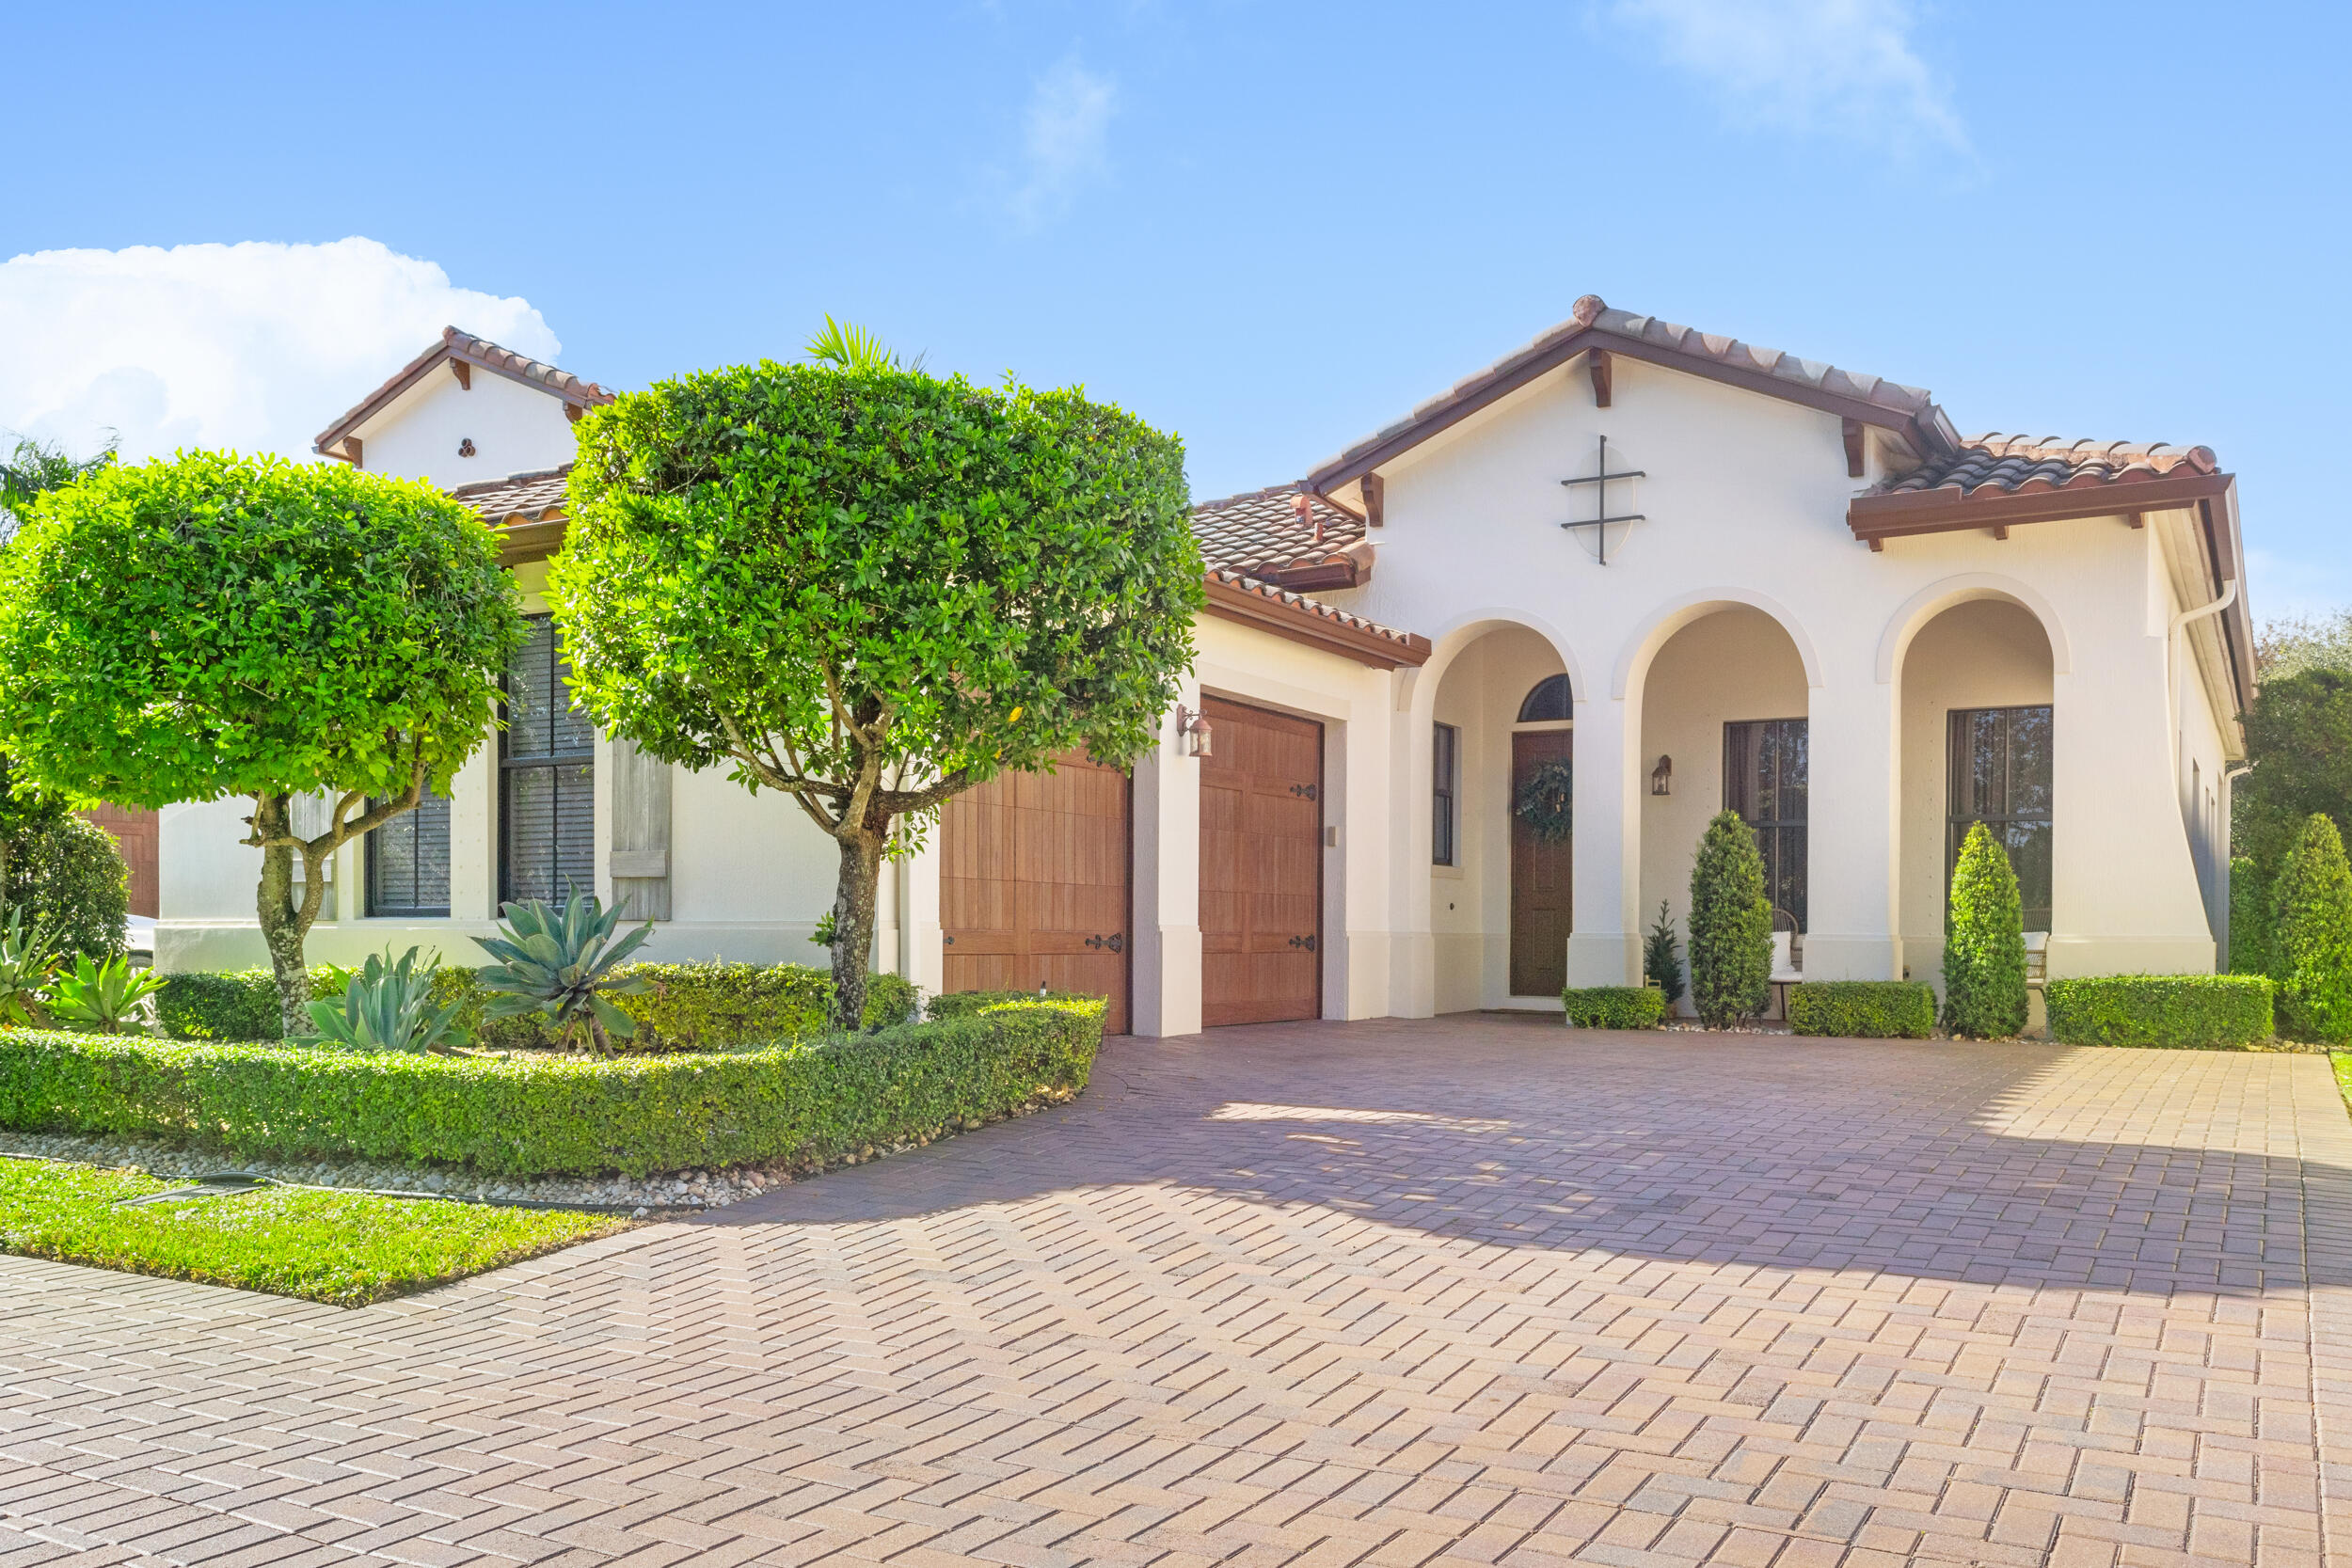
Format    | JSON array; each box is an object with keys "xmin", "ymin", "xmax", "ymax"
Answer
[
  {"xmin": 458, "ymin": 437, "xmax": 477, "ymax": 457},
  {"xmin": 1650, "ymin": 754, "xmax": 1673, "ymax": 796},
  {"xmin": 1173, "ymin": 705, "xmax": 1215, "ymax": 758}
]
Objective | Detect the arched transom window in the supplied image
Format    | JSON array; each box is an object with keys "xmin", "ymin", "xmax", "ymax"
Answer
[{"xmin": 1517, "ymin": 673, "xmax": 1573, "ymax": 723}]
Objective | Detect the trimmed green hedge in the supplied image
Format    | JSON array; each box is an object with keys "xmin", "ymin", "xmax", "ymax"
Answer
[
  {"xmin": 156, "ymin": 961, "xmax": 918, "ymax": 1049},
  {"xmin": 1561, "ymin": 986, "xmax": 1667, "ymax": 1030},
  {"xmin": 928, "ymin": 989, "xmax": 1097, "ymax": 1022},
  {"xmin": 2043, "ymin": 974, "xmax": 2275, "ymax": 1049},
  {"xmin": 1788, "ymin": 981, "xmax": 1936, "ymax": 1039},
  {"xmin": 0, "ymin": 999, "xmax": 1102, "ymax": 1177}
]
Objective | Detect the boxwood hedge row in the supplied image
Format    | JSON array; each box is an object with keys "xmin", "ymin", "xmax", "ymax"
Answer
[
  {"xmin": 1561, "ymin": 986, "xmax": 1667, "ymax": 1030},
  {"xmin": 1787, "ymin": 981, "xmax": 1937, "ymax": 1039},
  {"xmin": 2043, "ymin": 974, "xmax": 2274, "ymax": 1049},
  {"xmin": 0, "ymin": 999, "xmax": 1101, "ymax": 1177},
  {"xmin": 156, "ymin": 960, "xmax": 919, "ymax": 1050}
]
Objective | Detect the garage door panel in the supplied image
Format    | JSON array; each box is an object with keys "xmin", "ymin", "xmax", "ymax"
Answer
[
  {"xmin": 1200, "ymin": 698, "xmax": 1323, "ymax": 1027},
  {"xmin": 942, "ymin": 751, "xmax": 1131, "ymax": 1034}
]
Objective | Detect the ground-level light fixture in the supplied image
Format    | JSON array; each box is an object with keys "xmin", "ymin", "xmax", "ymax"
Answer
[
  {"xmin": 1173, "ymin": 705, "xmax": 1215, "ymax": 758},
  {"xmin": 1650, "ymin": 754, "xmax": 1673, "ymax": 796}
]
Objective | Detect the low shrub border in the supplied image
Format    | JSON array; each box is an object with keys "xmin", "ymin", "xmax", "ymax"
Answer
[
  {"xmin": 2043, "ymin": 974, "xmax": 2274, "ymax": 1049},
  {"xmin": 1561, "ymin": 986, "xmax": 1666, "ymax": 1030},
  {"xmin": 0, "ymin": 998, "xmax": 1103, "ymax": 1177},
  {"xmin": 156, "ymin": 961, "xmax": 919, "ymax": 1049},
  {"xmin": 1788, "ymin": 981, "xmax": 1936, "ymax": 1039}
]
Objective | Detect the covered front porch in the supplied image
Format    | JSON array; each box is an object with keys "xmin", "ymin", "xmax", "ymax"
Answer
[{"xmin": 1406, "ymin": 591, "xmax": 2066, "ymax": 1013}]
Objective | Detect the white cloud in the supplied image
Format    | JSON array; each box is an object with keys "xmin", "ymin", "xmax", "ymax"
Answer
[
  {"xmin": 1003, "ymin": 55, "xmax": 1118, "ymax": 229},
  {"xmin": 0, "ymin": 238, "xmax": 560, "ymax": 466},
  {"xmin": 1607, "ymin": 0, "xmax": 1968, "ymax": 152}
]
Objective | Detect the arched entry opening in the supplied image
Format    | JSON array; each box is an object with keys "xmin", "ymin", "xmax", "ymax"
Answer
[
  {"xmin": 1425, "ymin": 625, "xmax": 1572, "ymax": 1010},
  {"xmin": 1896, "ymin": 599, "xmax": 2056, "ymax": 986},
  {"xmin": 1637, "ymin": 606, "xmax": 1810, "ymax": 1011}
]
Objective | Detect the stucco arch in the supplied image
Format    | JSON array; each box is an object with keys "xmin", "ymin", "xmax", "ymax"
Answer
[
  {"xmin": 1609, "ymin": 588, "xmax": 1823, "ymax": 701},
  {"xmin": 1397, "ymin": 607, "xmax": 1585, "ymax": 720},
  {"xmin": 1873, "ymin": 573, "xmax": 2072, "ymax": 686}
]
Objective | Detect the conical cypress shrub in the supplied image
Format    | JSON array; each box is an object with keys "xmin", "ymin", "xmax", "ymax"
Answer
[
  {"xmin": 1643, "ymin": 900, "xmax": 1686, "ymax": 1008},
  {"xmin": 1943, "ymin": 821, "xmax": 2027, "ymax": 1038},
  {"xmin": 2272, "ymin": 814, "xmax": 2352, "ymax": 1043},
  {"xmin": 1688, "ymin": 810, "xmax": 1771, "ymax": 1028}
]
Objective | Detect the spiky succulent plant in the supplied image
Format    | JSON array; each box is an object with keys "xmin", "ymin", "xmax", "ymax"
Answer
[{"xmin": 472, "ymin": 894, "xmax": 654, "ymax": 1053}]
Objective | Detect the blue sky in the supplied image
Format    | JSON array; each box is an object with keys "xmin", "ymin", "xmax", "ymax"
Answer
[{"xmin": 5, "ymin": 1, "xmax": 2346, "ymax": 618}]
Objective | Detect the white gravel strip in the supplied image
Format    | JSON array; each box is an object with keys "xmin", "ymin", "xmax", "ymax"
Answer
[{"xmin": 0, "ymin": 1100, "xmax": 1057, "ymax": 1218}]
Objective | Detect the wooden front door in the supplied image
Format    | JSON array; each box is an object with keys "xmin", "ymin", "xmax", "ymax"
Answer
[
  {"xmin": 1509, "ymin": 729, "xmax": 1573, "ymax": 996},
  {"xmin": 941, "ymin": 752, "xmax": 1131, "ymax": 1034},
  {"xmin": 1200, "ymin": 698, "xmax": 1323, "ymax": 1027}
]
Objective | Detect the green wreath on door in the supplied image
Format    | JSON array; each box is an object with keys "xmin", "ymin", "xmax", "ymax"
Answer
[{"xmin": 1513, "ymin": 758, "xmax": 1574, "ymax": 843}]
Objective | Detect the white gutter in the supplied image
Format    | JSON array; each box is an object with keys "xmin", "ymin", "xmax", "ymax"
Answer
[{"xmin": 2169, "ymin": 577, "xmax": 2239, "ymax": 784}]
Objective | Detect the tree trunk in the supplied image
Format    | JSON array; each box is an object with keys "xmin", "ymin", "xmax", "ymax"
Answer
[
  {"xmin": 827, "ymin": 829, "xmax": 886, "ymax": 1034},
  {"xmin": 253, "ymin": 793, "xmax": 314, "ymax": 1038}
]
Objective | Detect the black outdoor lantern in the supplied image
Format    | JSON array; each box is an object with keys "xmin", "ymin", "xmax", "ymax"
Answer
[{"xmin": 1650, "ymin": 754, "xmax": 1673, "ymax": 796}]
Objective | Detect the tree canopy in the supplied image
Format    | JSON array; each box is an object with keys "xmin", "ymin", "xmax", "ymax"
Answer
[
  {"xmin": 550, "ymin": 352, "xmax": 1201, "ymax": 1028},
  {"xmin": 2233, "ymin": 668, "xmax": 2352, "ymax": 875},
  {"xmin": 0, "ymin": 451, "xmax": 523, "ymax": 1028}
]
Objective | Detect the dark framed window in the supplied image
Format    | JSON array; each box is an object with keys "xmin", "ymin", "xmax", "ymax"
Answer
[
  {"xmin": 1724, "ymin": 718, "xmax": 1807, "ymax": 932},
  {"xmin": 366, "ymin": 788, "xmax": 452, "ymax": 917},
  {"xmin": 1947, "ymin": 705, "xmax": 2052, "ymax": 932},
  {"xmin": 1518, "ymin": 673, "xmax": 1572, "ymax": 723},
  {"xmin": 1433, "ymin": 721, "xmax": 1458, "ymax": 866},
  {"xmin": 501, "ymin": 615, "xmax": 596, "ymax": 905}
]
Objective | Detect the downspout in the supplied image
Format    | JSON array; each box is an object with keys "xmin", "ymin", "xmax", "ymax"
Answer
[{"xmin": 2169, "ymin": 576, "xmax": 2238, "ymax": 783}]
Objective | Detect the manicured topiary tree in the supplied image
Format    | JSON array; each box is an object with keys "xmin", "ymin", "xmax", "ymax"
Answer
[
  {"xmin": 551, "ymin": 326, "xmax": 1202, "ymax": 1032},
  {"xmin": 5, "ymin": 815, "xmax": 129, "ymax": 961},
  {"xmin": 1943, "ymin": 821, "xmax": 2027, "ymax": 1038},
  {"xmin": 0, "ymin": 452, "xmax": 524, "ymax": 1034},
  {"xmin": 1688, "ymin": 811, "xmax": 1771, "ymax": 1028},
  {"xmin": 2271, "ymin": 813, "xmax": 2352, "ymax": 1043}
]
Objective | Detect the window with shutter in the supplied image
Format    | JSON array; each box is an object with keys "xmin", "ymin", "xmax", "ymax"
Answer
[
  {"xmin": 366, "ymin": 788, "xmax": 452, "ymax": 917},
  {"xmin": 501, "ymin": 616, "xmax": 596, "ymax": 905}
]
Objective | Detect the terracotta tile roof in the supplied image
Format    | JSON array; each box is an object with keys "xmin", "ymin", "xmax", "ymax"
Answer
[
  {"xmin": 313, "ymin": 327, "xmax": 615, "ymax": 458},
  {"xmin": 1877, "ymin": 435, "xmax": 2220, "ymax": 501},
  {"xmin": 1308, "ymin": 293, "xmax": 1963, "ymax": 490},
  {"xmin": 1191, "ymin": 483, "xmax": 1373, "ymax": 589},
  {"xmin": 449, "ymin": 465, "xmax": 571, "ymax": 523},
  {"xmin": 1202, "ymin": 568, "xmax": 1430, "ymax": 668}
]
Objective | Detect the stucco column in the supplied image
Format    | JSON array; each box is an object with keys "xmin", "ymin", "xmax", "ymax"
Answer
[
  {"xmin": 2048, "ymin": 635, "xmax": 2213, "ymax": 976},
  {"xmin": 1389, "ymin": 693, "xmax": 1437, "ymax": 1018},
  {"xmin": 1130, "ymin": 687, "xmax": 1203, "ymax": 1037},
  {"xmin": 1803, "ymin": 661, "xmax": 1900, "ymax": 980},
  {"xmin": 1565, "ymin": 689, "xmax": 1640, "ymax": 986},
  {"xmin": 1335, "ymin": 692, "xmax": 1396, "ymax": 1020},
  {"xmin": 898, "ymin": 837, "xmax": 943, "ymax": 997}
]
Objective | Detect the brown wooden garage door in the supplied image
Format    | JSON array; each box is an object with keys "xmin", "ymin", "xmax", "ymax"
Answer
[
  {"xmin": 941, "ymin": 752, "xmax": 1131, "ymax": 1035},
  {"xmin": 1200, "ymin": 697, "xmax": 1323, "ymax": 1027}
]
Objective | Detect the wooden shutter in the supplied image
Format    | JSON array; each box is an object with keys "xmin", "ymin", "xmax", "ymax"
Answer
[{"xmin": 609, "ymin": 738, "xmax": 672, "ymax": 921}]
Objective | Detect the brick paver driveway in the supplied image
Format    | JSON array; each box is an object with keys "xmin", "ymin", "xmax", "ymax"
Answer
[{"xmin": 6, "ymin": 1018, "xmax": 2352, "ymax": 1568}]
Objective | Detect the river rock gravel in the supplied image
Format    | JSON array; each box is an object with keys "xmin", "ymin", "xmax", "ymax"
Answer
[{"xmin": 0, "ymin": 1101, "xmax": 1053, "ymax": 1216}]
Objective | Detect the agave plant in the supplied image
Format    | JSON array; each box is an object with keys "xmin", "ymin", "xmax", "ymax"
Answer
[
  {"xmin": 0, "ymin": 907, "xmax": 64, "ymax": 1027},
  {"xmin": 298, "ymin": 946, "xmax": 471, "ymax": 1054},
  {"xmin": 473, "ymin": 894, "xmax": 654, "ymax": 1053},
  {"xmin": 48, "ymin": 952, "xmax": 165, "ymax": 1036}
]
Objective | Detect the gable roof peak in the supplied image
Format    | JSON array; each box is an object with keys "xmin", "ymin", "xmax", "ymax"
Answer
[
  {"xmin": 1306, "ymin": 296, "xmax": 1960, "ymax": 492},
  {"xmin": 312, "ymin": 327, "xmax": 616, "ymax": 462}
]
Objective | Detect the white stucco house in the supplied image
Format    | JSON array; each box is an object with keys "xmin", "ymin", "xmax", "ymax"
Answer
[{"xmin": 156, "ymin": 298, "xmax": 2253, "ymax": 1035}]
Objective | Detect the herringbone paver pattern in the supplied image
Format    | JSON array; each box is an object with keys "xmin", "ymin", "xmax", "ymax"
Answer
[{"xmin": 4, "ymin": 1018, "xmax": 2350, "ymax": 1568}]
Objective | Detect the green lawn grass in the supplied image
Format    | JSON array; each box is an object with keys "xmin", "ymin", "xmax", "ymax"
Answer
[
  {"xmin": 0, "ymin": 1160, "xmax": 627, "ymax": 1307},
  {"xmin": 2335, "ymin": 1053, "xmax": 2352, "ymax": 1111}
]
